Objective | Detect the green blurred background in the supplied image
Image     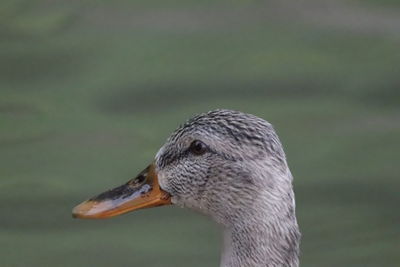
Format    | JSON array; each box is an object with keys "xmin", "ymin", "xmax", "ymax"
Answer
[{"xmin": 1, "ymin": 0, "xmax": 399, "ymax": 266}]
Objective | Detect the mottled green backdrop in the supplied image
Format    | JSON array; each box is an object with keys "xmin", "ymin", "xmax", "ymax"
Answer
[{"xmin": 1, "ymin": 0, "xmax": 399, "ymax": 266}]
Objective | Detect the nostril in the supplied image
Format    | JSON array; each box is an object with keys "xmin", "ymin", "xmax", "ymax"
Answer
[
  {"xmin": 136, "ymin": 174, "xmax": 146, "ymax": 184},
  {"xmin": 129, "ymin": 174, "xmax": 146, "ymax": 187}
]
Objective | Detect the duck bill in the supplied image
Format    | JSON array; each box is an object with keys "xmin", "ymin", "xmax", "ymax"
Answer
[{"xmin": 72, "ymin": 164, "xmax": 171, "ymax": 219}]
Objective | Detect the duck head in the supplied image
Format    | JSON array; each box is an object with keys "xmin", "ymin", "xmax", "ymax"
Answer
[
  {"xmin": 73, "ymin": 109, "xmax": 294, "ymax": 228},
  {"xmin": 72, "ymin": 109, "xmax": 301, "ymax": 266}
]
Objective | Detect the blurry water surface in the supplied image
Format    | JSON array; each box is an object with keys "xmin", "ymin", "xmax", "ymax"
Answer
[{"xmin": 1, "ymin": 0, "xmax": 399, "ymax": 266}]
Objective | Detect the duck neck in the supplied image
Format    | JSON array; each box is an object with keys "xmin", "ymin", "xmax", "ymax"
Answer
[{"xmin": 220, "ymin": 197, "xmax": 300, "ymax": 267}]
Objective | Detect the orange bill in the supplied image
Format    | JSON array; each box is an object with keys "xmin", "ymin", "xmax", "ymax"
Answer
[{"xmin": 72, "ymin": 163, "xmax": 171, "ymax": 219}]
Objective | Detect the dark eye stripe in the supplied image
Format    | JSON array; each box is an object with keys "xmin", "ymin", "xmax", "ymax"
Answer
[{"xmin": 158, "ymin": 143, "xmax": 237, "ymax": 170}]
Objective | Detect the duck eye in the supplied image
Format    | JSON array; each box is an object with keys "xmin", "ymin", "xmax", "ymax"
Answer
[{"xmin": 189, "ymin": 140, "xmax": 207, "ymax": 155}]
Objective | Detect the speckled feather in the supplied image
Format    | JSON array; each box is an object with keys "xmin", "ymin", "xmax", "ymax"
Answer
[{"xmin": 155, "ymin": 109, "xmax": 300, "ymax": 267}]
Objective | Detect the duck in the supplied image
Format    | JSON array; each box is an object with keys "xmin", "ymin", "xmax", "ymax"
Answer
[{"xmin": 72, "ymin": 109, "xmax": 301, "ymax": 267}]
